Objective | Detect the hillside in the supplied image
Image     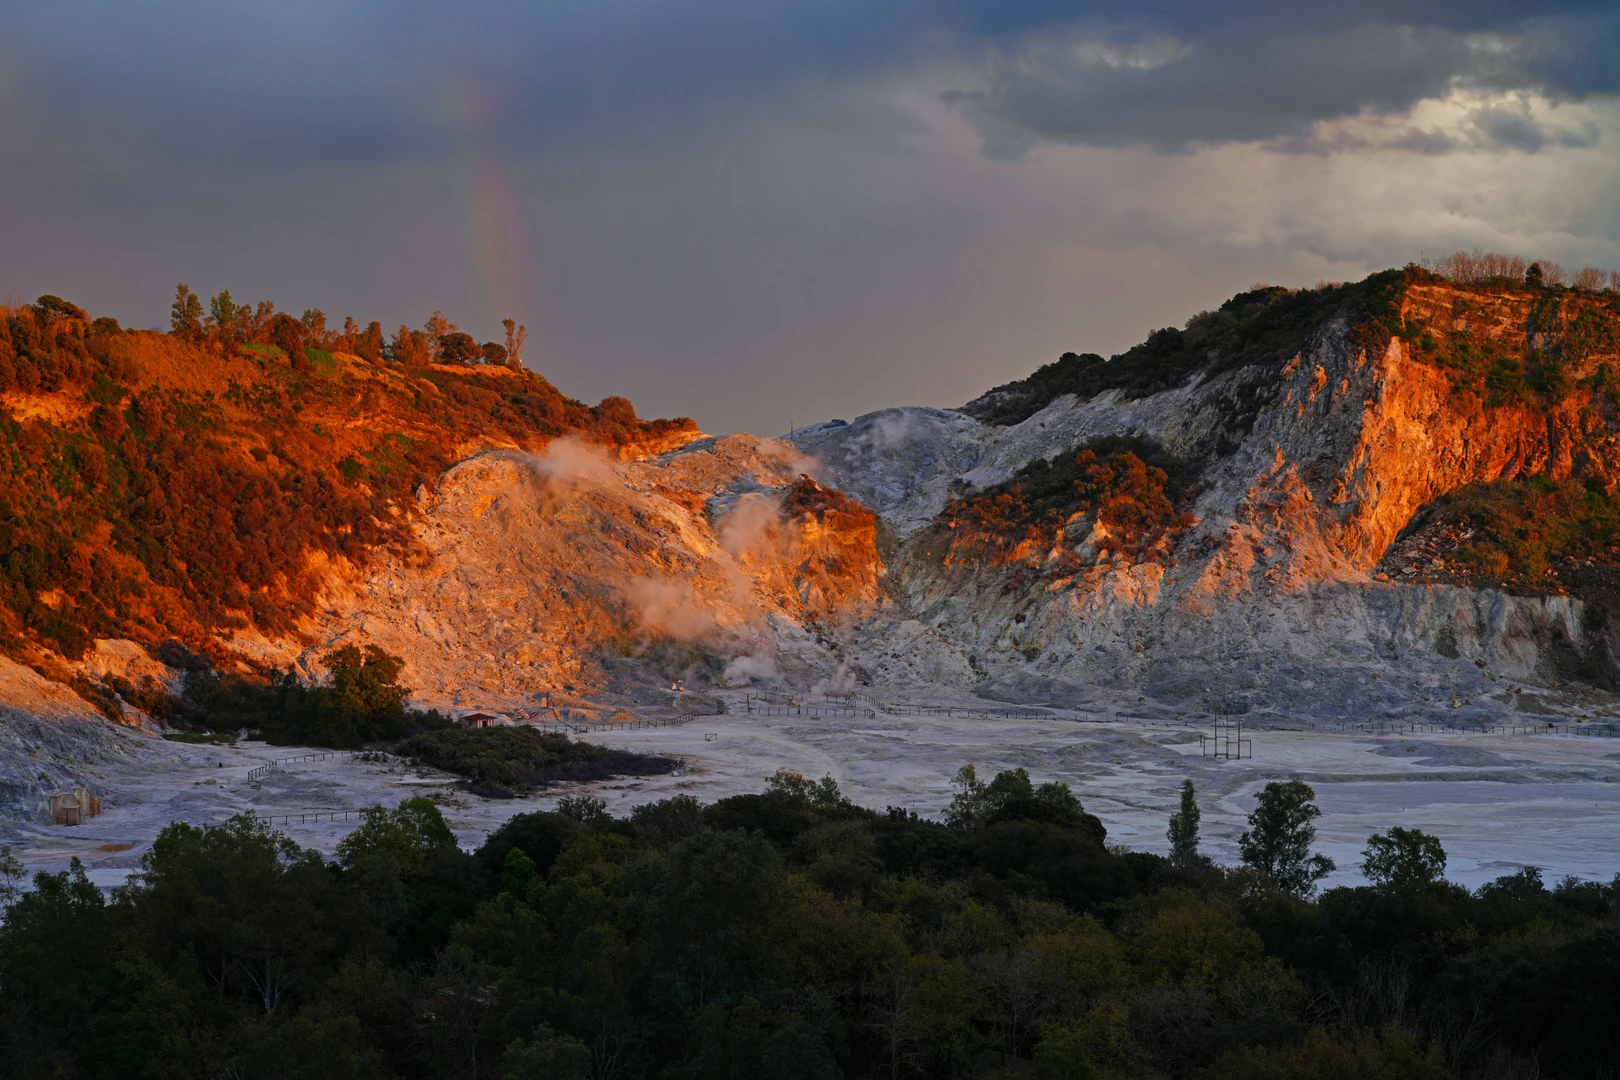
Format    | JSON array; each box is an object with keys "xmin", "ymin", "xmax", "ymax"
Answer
[
  {"xmin": 801, "ymin": 266, "xmax": 1620, "ymax": 713},
  {"xmin": 0, "ymin": 296, "xmax": 697, "ymax": 671},
  {"xmin": 5, "ymin": 264, "xmax": 1620, "ymax": 785}
]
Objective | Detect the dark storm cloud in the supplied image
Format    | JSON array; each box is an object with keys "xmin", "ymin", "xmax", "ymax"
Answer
[
  {"xmin": 949, "ymin": 8, "xmax": 1620, "ymax": 155},
  {"xmin": 3, "ymin": 1, "xmax": 1613, "ymax": 165}
]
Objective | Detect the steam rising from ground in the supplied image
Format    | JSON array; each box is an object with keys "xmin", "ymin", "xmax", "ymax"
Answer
[
  {"xmin": 717, "ymin": 494, "xmax": 781, "ymax": 558},
  {"xmin": 525, "ymin": 436, "xmax": 619, "ymax": 489},
  {"xmin": 812, "ymin": 660, "xmax": 856, "ymax": 698},
  {"xmin": 871, "ymin": 411, "xmax": 922, "ymax": 449},
  {"xmin": 755, "ymin": 436, "xmax": 821, "ymax": 480},
  {"xmin": 621, "ymin": 577, "xmax": 719, "ymax": 642},
  {"xmin": 722, "ymin": 653, "xmax": 777, "ymax": 685}
]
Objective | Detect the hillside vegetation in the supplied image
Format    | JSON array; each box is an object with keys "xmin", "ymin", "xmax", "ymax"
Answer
[
  {"xmin": 965, "ymin": 262, "xmax": 1620, "ymax": 426},
  {"xmin": 961, "ymin": 273, "xmax": 1411, "ymax": 426},
  {"xmin": 0, "ymin": 291, "xmax": 696, "ymax": 665},
  {"xmin": 918, "ymin": 437, "xmax": 1194, "ymax": 582}
]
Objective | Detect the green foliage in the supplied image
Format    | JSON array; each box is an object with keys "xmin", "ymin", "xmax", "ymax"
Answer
[
  {"xmin": 137, "ymin": 644, "xmax": 438, "ymax": 745},
  {"xmin": 0, "ymin": 291, "xmax": 696, "ymax": 664},
  {"xmin": 631, "ymin": 792, "xmax": 706, "ymax": 847},
  {"xmin": 1167, "ymin": 778, "xmax": 1201, "ymax": 867},
  {"xmin": 336, "ymin": 797, "xmax": 459, "ymax": 877},
  {"xmin": 1402, "ymin": 283, "xmax": 1620, "ymax": 406},
  {"xmin": 1362, "ymin": 827, "xmax": 1447, "ymax": 891},
  {"xmin": 393, "ymin": 725, "xmax": 679, "ymax": 793},
  {"xmin": 304, "ymin": 347, "xmax": 337, "ymax": 376},
  {"xmin": 1239, "ymin": 780, "xmax": 1335, "ymax": 897},
  {"xmin": 268, "ymin": 644, "xmax": 413, "ymax": 746},
  {"xmin": 1424, "ymin": 474, "xmax": 1620, "ymax": 586},
  {"xmin": 944, "ymin": 764, "xmax": 1103, "ymax": 840},
  {"xmin": 209, "ymin": 289, "xmax": 246, "ymax": 342},
  {"xmin": 170, "ymin": 282, "xmax": 203, "ymax": 338},
  {"xmin": 2, "ymin": 766, "xmax": 1619, "ymax": 1079},
  {"xmin": 556, "ymin": 793, "xmax": 612, "ymax": 826},
  {"xmin": 0, "ymin": 845, "xmax": 21, "ymax": 910},
  {"xmin": 501, "ymin": 1025, "xmax": 592, "ymax": 1079},
  {"xmin": 1204, "ymin": 1026, "xmax": 1450, "ymax": 1080},
  {"xmin": 765, "ymin": 766, "xmax": 853, "ymax": 808}
]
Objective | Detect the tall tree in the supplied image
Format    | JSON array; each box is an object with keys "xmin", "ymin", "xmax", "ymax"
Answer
[
  {"xmin": 424, "ymin": 311, "xmax": 455, "ymax": 349},
  {"xmin": 301, "ymin": 308, "xmax": 328, "ymax": 346},
  {"xmin": 1361, "ymin": 827, "xmax": 1446, "ymax": 891},
  {"xmin": 1167, "ymin": 779, "xmax": 1201, "ymax": 867},
  {"xmin": 170, "ymin": 283, "xmax": 203, "ymax": 339},
  {"xmin": 356, "ymin": 320, "xmax": 385, "ymax": 363},
  {"xmin": 388, "ymin": 324, "xmax": 431, "ymax": 367},
  {"xmin": 1238, "ymin": 779, "xmax": 1334, "ymax": 896},
  {"xmin": 209, "ymin": 290, "xmax": 247, "ymax": 346},
  {"xmin": 268, "ymin": 312, "xmax": 308, "ymax": 371},
  {"xmin": 503, "ymin": 318, "xmax": 528, "ymax": 369},
  {"xmin": 437, "ymin": 330, "xmax": 479, "ymax": 365}
]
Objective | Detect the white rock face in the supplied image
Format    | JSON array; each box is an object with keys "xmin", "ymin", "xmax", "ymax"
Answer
[
  {"xmin": 0, "ymin": 655, "xmax": 170, "ymax": 815},
  {"xmin": 790, "ymin": 408, "xmax": 989, "ymax": 536},
  {"xmin": 797, "ymin": 311, "xmax": 1620, "ymax": 720},
  {"xmin": 241, "ymin": 299, "xmax": 1620, "ymax": 723},
  {"xmin": 296, "ymin": 435, "xmax": 887, "ymax": 711}
]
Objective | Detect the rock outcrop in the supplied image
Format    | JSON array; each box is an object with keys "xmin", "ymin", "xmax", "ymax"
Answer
[
  {"xmin": 803, "ymin": 278, "xmax": 1620, "ymax": 718},
  {"xmin": 293, "ymin": 435, "xmax": 887, "ymax": 709}
]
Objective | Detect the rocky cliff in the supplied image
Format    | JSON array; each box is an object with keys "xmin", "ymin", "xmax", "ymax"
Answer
[
  {"xmin": 7, "ymin": 270, "xmax": 1620, "ymax": 760},
  {"xmin": 799, "ymin": 272, "xmax": 1620, "ymax": 718}
]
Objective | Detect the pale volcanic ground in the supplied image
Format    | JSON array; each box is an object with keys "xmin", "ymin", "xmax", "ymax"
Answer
[{"xmin": 6, "ymin": 692, "xmax": 1620, "ymax": 892}]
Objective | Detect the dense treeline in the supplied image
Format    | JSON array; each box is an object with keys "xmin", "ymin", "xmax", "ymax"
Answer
[
  {"xmin": 0, "ymin": 291, "xmax": 695, "ymax": 662},
  {"xmin": 100, "ymin": 644, "xmax": 446, "ymax": 747},
  {"xmin": 2, "ymin": 769, "xmax": 1615, "ymax": 1079}
]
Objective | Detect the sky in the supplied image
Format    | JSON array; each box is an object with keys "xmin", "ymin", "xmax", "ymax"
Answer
[{"xmin": 2, "ymin": 1, "xmax": 1618, "ymax": 435}]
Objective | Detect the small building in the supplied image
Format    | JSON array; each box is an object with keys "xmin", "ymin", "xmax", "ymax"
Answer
[
  {"xmin": 47, "ymin": 787, "xmax": 102, "ymax": 826},
  {"xmin": 459, "ymin": 712, "xmax": 503, "ymax": 729}
]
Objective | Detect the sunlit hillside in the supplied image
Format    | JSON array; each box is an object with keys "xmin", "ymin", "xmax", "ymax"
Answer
[{"xmin": 0, "ymin": 291, "xmax": 697, "ymax": 669}]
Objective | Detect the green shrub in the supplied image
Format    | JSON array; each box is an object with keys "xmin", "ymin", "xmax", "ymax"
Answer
[{"xmin": 394, "ymin": 726, "xmax": 678, "ymax": 793}]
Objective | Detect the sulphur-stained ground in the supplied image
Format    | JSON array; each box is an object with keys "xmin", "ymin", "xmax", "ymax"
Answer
[{"xmin": 7, "ymin": 689, "xmax": 1618, "ymax": 894}]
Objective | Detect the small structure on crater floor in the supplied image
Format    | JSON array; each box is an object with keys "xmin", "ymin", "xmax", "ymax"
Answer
[
  {"xmin": 44, "ymin": 787, "xmax": 103, "ymax": 826},
  {"xmin": 458, "ymin": 712, "xmax": 504, "ymax": 729}
]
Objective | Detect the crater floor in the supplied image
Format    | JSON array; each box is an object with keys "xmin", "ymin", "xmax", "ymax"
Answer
[{"xmin": 7, "ymin": 689, "xmax": 1618, "ymax": 892}]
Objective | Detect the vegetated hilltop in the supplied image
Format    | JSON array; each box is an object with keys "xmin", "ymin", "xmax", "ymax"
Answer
[
  {"xmin": 0, "ymin": 290, "xmax": 695, "ymax": 685},
  {"xmin": 800, "ymin": 258, "xmax": 1620, "ymax": 715}
]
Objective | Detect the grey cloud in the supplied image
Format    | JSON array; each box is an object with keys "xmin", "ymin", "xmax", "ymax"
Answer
[
  {"xmin": 3, "ymin": 2, "xmax": 1616, "ymax": 169},
  {"xmin": 1473, "ymin": 107, "xmax": 1555, "ymax": 151},
  {"xmin": 1467, "ymin": 104, "xmax": 1599, "ymax": 151},
  {"xmin": 948, "ymin": 16, "xmax": 1619, "ymax": 155}
]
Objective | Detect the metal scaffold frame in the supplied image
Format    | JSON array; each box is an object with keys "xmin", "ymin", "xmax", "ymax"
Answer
[{"xmin": 1199, "ymin": 711, "xmax": 1252, "ymax": 760}]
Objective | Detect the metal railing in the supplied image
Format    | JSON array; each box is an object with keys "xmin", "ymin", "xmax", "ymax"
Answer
[{"xmin": 247, "ymin": 749, "xmax": 401, "ymax": 782}]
